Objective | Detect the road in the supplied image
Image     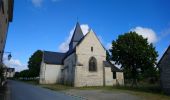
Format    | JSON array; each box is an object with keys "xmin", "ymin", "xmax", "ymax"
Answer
[{"xmin": 8, "ymin": 80, "xmax": 76, "ymax": 100}]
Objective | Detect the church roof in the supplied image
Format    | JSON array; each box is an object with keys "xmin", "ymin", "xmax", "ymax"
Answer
[
  {"xmin": 43, "ymin": 51, "xmax": 66, "ymax": 65},
  {"xmin": 158, "ymin": 45, "xmax": 170, "ymax": 66},
  {"xmin": 69, "ymin": 22, "xmax": 84, "ymax": 45},
  {"xmin": 103, "ymin": 61, "xmax": 122, "ymax": 72}
]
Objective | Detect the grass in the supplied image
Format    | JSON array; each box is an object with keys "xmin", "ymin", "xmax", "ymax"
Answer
[
  {"xmin": 21, "ymin": 80, "xmax": 170, "ymax": 100},
  {"xmin": 40, "ymin": 84, "xmax": 73, "ymax": 91}
]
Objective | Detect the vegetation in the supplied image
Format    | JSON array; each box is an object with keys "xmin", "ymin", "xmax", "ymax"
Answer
[
  {"xmin": 110, "ymin": 32, "xmax": 158, "ymax": 86},
  {"xmin": 28, "ymin": 50, "xmax": 43, "ymax": 77},
  {"xmin": 14, "ymin": 50, "xmax": 43, "ymax": 78}
]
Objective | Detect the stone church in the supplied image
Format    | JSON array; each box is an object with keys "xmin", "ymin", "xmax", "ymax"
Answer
[{"xmin": 39, "ymin": 23, "xmax": 124, "ymax": 87}]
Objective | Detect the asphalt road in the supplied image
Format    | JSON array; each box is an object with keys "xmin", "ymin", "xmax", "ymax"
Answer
[{"xmin": 8, "ymin": 80, "xmax": 76, "ymax": 100}]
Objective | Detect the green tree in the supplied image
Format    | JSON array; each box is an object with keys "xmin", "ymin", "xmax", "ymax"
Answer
[
  {"xmin": 106, "ymin": 50, "xmax": 111, "ymax": 61},
  {"xmin": 0, "ymin": 64, "xmax": 4, "ymax": 83},
  {"xmin": 28, "ymin": 50, "xmax": 43, "ymax": 77},
  {"xmin": 14, "ymin": 72, "xmax": 20, "ymax": 78},
  {"xmin": 110, "ymin": 32, "xmax": 158, "ymax": 86},
  {"xmin": 19, "ymin": 70, "xmax": 30, "ymax": 78}
]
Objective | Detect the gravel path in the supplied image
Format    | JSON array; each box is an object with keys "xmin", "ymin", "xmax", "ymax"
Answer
[{"xmin": 63, "ymin": 89, "xmax": 141, "ymax": 100}]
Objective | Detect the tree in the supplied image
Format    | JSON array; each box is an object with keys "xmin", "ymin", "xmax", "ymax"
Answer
[
  {"xmin": 110, "ymin": 32, "xmax": 158, "ymax": 86},
  {"xmin": 14, "ymin": 72, "xmax": 20, "ymax": 78},
  {"xmin": 0, "ymin": 64, "xmax": 4, "ymax": 83},
  {"xmin": 106, "ymin": 50, "xmax": 111, "ymax": 61},
  {"xmin": 28, "ymin": 50, "xmax": 43, "ymax": 77}
]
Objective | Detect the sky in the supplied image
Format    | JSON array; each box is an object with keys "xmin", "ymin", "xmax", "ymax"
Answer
[{"xmin": 3, "ymin": 0, "xmax": 170, "ymax": 71}]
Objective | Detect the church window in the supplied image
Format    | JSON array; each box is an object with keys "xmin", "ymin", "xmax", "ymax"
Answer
[
  {"xmin": 89, "ymin": 57, "xmax": 97, "ymax": 72},
  {"xmin": 113, "ymin": 72, "xmax": 116, "ymax": 79},
  {"xmin": 91, "ymin": 47, "xmax": 93, "ymax": 52}
]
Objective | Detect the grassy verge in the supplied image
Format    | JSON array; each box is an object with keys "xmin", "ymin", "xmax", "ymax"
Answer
[{"xmin": 21, "ymin": 80, "xmax": 170, "ymax": 100}]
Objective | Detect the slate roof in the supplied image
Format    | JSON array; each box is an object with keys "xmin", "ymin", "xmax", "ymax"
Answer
[
  {"xmin": 158, "ymin": 45, "xmax": 170, "ymax": 66},
  {"xmin": 43, "ymin": 51, "xmax": 66, "ymax": 65},
  {"xmin": 70, "ymin": 22, "xmax": 84, "ymax": 43},
  {"xmin": 103, "ymin": 61, "xmax": 122, "ymax": 72},
  {"xmin": 69, "ymin": 22, "xmax": 84, "ymax": 50}
]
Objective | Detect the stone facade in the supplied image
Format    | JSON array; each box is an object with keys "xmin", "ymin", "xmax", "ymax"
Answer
[
  {"xmin": 0, "ymin": 0, "xmax": 13, "ymax": 63},
  {"xmin": 39, "ymin": 23, "xmax": 124, "ymax": 87},
  {"xmin": 39, "ymin": 62, "xmax": 63, "ymax": 84}
]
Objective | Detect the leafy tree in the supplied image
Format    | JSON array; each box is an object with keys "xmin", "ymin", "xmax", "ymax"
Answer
[
  {"xmin": 0, "ymin": 64, "xmax": 4, "ymax": 83},
  {"xmin": 0, "ymin": 64, "xmax": 3, "ymax": 78},
  {"xmin": 14, "ymin": 72, "xmax": 20, "ymax": 78},
  {"xmin": 28, "ymin": 50, "xmax": 43, "ymax": 77},
  {"xmin": 106, "ymin": 50, "xmax": 111, "ymax": 61},
  {"xmin": 19, "ymin": 70, "xmax": 30, "ymax": 78},
  {"xmin": 110, "ymin": 32, "xmax": 158, "ymax": 86}
]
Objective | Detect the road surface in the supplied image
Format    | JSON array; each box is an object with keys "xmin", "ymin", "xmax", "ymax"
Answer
[{"xmin": 8, "ymin": 80, "xmax": 76, "ymax": 100}]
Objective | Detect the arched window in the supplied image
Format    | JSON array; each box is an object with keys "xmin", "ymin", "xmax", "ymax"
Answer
[{"xmin": 89, "ymin": 57, "xmax": 97, "ymax": 71}]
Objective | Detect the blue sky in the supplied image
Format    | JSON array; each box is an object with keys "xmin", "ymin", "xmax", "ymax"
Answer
[{"xmin": 4, "ymin": 0, "xmax": 170, "ymax": 71}]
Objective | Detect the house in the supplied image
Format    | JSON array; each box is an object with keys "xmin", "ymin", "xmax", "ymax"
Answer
[
  {"xmin": 39, "ymin": 23, "xmax": 124, "ymax": 87},
  {"xmin": 0, "ymin": 0, "xmax": 14, "ymax": 85},
  {"xmin": 4, "ymin": 68, "xmax": 15, "ymax": 78},
  {"xmin": 0, "ymin": 0, "xmax": 14, "ymax": 63},
  {"xmin": 158, "ymin": 45, "xmax": 170, "ymax": 94}
]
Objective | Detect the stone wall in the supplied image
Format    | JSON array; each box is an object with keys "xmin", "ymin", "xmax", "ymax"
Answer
[
  {"xmin": 39, "ymin": 62, "xmax": 63, "ymax": 84},
  {"xmin": 0, "ymin": 0, "xmax": 9, "ymax": 61},
  {"xmin": 104, "ymin": 67, "xmax": 114, "ymax": 86},
  {"xmin": 63, "ymin": 53, "xmax": 76, "ymax": 86},
  {"xmin": 116, "ymin": 72, "xmax": 124, "ymax": 86},
  {"xmin": 74, "ymin": 30, "xmax": 107, "ymax": 87}
]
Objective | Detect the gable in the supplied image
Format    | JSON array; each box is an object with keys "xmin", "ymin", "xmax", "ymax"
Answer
[
  {"xmin": 76, "ymin": 30, "xmax": 106, "ymax": 56},
  {"xmin": 158, "ymin": 45, "xmax": 170, "ymax": 67}
]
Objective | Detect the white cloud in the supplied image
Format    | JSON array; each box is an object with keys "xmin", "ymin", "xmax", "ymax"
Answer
[
  {"xmin": 3, "ymin": 54, "xmax": 27, "ymax": 72},
  {"xmin": 58, "ymin": 24, "xmax": 90, "ymax": 52},
  {"xmin": 159, "ymin": 27, "xmax": 170, "ymax": 40},
  {"xmin": 131, "ymin": 27, "xmax": 158, "ymax": 43},
  {"xmin": 106, "ymin": 43, "xmax": 112, "ymax": 50},
  {"xmin": 32, "ymin": 0, "xmax": 43, "ymax": 7}
]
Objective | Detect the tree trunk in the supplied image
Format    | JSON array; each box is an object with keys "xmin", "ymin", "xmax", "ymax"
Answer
[{"xmin": 131, "ymin": 66, "xmax": 138, "ymax": 87}]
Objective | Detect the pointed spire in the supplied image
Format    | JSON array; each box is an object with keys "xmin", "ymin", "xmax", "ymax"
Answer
[{"xmin": 69, "ymin": 22, "xmax": 84, "ymax": 50}]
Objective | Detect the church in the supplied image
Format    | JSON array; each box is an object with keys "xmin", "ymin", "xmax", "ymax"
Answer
[{"xmin": 39, "ymin": 23, "xmax": 124, "ymax": 87}]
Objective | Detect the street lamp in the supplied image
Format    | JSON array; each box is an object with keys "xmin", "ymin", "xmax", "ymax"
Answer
[{"xmin": 0, "ymin": 51, "xmax": 12, "ymax": 62}]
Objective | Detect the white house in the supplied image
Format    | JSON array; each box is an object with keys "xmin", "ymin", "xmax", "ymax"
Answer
[{"xmin": 39, "ymin": 22, "xmax": 124, "ymax": 87}]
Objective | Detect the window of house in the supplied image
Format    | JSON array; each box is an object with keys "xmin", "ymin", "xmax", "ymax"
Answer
[
  {"xmin": 89, "ymin": 57, "xmax": 97, "ymax": 72},
  {"xmin": 91, "ymin": 47, "xmax": 93, "ymax": 52},
  {"xmin": 113, "ymin": 72, "xmax": 116, "ymax": 79}
]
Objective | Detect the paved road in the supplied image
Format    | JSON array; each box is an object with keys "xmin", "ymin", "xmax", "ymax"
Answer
[{"xmin": 8, "ymin": 80, "xmax": 76, "ymax": 100}]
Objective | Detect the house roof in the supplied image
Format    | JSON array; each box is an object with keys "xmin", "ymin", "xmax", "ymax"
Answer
[
  {"xmin": 103, "ymin": 61, "xmax": 122, "ymax": 72},
  {"xmin": 158, "ymin": 45, "xmax": 170, "ymax": 66},
  {"xmin": 43, "ymin": 51, "xmax": 66, "ymax": 65}
]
